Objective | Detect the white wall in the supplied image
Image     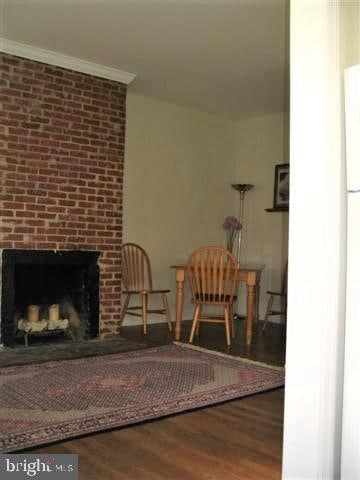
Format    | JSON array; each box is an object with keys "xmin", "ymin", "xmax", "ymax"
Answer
[
  {"xmin": 235, "ymin": 113, "xmax": 289, "ymax": 317},
  {"xmin": 123, "ymin": 93, "xmax": 238, "ymax": 323},
  {"xmin": 340, "ymin": 2, "xmax": 360, "ymax": 478},
  {"xmin": 282, "ymin": 1, "xmax": 347, "ymax": 479}
]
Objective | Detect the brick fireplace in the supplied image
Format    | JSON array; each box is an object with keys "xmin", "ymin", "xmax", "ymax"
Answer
[{"xmin": 0, "ymin": 52, "xmax": 127, "ymax": 344}]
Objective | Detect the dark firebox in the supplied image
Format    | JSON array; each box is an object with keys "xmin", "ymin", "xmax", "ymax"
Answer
[{"xmin": 1, "ymin": 250, "xmax": 100, "ymax": 346}]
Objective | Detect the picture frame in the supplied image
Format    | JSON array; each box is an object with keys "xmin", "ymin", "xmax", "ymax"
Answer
[{"xmin": 273, "ymin": 163, "xmax": 289, "ymax": 210}]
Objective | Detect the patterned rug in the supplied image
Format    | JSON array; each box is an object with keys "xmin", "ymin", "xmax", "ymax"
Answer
[{"xmin": 0, "ymin": 343, "xmax": 284, "ymax": 452}]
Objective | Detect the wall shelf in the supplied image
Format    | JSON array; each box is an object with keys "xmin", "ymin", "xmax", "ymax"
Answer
[{"xmin": 265, "ymin": 208, "xmax": 289, "ymax": 212}]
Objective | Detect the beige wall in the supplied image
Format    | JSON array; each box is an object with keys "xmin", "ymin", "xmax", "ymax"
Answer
[
  {"xmin": 123, "ymin": 94, "xmax": 289, "ymax": 325},
  {"xmin": 341, "ymin": 1, "xmax": 360, "ymax": 69},
  {"xmin": 123, "ymin": 93, "xmax": 238, "ymax": 323},
  {"xmin": 235, "ymin": 112, "xmax": 289, "ymax": 317}
]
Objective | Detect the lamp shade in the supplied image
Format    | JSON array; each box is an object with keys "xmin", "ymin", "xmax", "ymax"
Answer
[{"xmin": 231, "ymin": 184, "xmax": 254, "ymax": 193}]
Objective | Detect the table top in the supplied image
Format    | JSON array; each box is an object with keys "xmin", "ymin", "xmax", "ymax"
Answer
[{"xmin": 171, "ymin": 263, "xmax": 265, "ymax": 272}]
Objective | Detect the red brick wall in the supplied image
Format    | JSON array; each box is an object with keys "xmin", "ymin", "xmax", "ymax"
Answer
[{"xmin": 0, "ymin": 52, "xmax": 127, "ymax": 336}]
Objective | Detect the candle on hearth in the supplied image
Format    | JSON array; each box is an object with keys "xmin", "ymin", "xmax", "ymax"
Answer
[
  {"xmin": 27, "ymin": 305, "xmax": 39, "ymax": 323},
  {"xmin": 49, "ymin": 304, "xmax": 60, "ymax": 323}
]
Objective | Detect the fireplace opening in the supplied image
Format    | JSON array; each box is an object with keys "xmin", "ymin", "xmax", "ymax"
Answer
[{"xmin": 1, "ymin": 250, "xmax": 100, "ymax": 347}]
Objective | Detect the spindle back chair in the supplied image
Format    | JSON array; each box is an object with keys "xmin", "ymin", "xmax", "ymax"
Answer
[
  {"xmin": 262, "ymin": 261, "xmax": 288, "ymax": 331},
  {"xmin": 120, "ymin": 243, "xmax": 172, "ymax": 335},
  {"xmin": 186, "ymin": 246, "xmax": 239, "ymax": 346}
]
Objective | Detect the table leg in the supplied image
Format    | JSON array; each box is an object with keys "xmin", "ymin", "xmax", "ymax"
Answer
[
  {"xmin": 255, "ymin": 283, "xmax": 260, "ymax": 322},
  {"xmin": 246, "ymin": 272, "xmax": 257, "ymax": 345},
  {"xmin": 175, "ymin": 269, "xmax": 185, "ymax": 341}
]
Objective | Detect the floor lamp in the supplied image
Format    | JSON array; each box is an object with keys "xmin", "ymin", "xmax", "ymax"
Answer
[
  {"xmin": 231, "ymin": 183, "xmax": 254, "ymax": 265},
  {"xmin": 231, "ymin": 183, "xmax": 254, "ymax": 326}
]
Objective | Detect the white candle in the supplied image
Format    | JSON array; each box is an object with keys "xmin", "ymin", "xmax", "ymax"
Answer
[
  {"xmin": 27, "ymin": 305, "xmax": 39, "ymax": 323},
  {"xmin": 49, "ymin": 304, "xmax": 60, "ymax": 323}
]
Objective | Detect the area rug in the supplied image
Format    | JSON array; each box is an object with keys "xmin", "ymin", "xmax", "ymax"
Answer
[{"xmin": 0, "ymin": 343, "xmax": 284, "ymax": 452}]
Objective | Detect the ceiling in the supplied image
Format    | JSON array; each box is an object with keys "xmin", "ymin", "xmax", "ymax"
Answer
[{"xmin": 0, "ymin": 0, "xmax": 289, "ymax": 121}]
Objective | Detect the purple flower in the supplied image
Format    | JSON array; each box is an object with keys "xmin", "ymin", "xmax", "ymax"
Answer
[
  {"xmin": 222, "ymin": 215, "xmax": 242, "ymax": 252},
  {"xmin": 222, "ymin": 216, "xmax": 241, "ymax": 231},
  {"xmin": 222, "ymin": 217, "xmax": 232, "ymax": 230}
]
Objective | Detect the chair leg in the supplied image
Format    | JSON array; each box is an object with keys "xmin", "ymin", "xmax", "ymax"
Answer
[
  {"xmin": 262, "ymin": 295, "xmax": 273, "ymax": 331},
  {"xmin": 195, "ymin": 305, "xmax": 203, "ymax": 336},
  {"xmin": 189, "ymin": 304, "xmax": 201, "ymax": 344},
  {"xmin": 141, "ymin": 293, "xmax": 148, "ymax": 335},
  {"xmin": 162, "ymin": 294, "xmax": 172, "ymax": 332},
  {"xmin": 255, "ymin": 284, "xmax": 260, "ymax": 322},
  {"xmin": 119, "ymin": 294, "xmax": 131, "ymax": 332},
  {"xmin": 195, "ymin": 322, "xmax": 200, "ymax": 336},
  {"xmin": 224, "ymin": 306, "xmax": 231, "ymax": 347},
  {"xmin": 281, "ymin": 295, "xmax": 287, "ymax": 325},
  {"xmin": 229, "ymin": 303, "xmax": 235, "ymax": 339}
]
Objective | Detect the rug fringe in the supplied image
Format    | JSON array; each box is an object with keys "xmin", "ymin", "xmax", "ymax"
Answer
[{"xmin": 173, "ymin": 342, "xmax": 285, "ymax": 372}]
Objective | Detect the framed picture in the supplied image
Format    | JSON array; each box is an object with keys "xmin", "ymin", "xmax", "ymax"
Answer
[{"xmin": 273, "ymin": 163, "xmax": 289, "ymax": 209}]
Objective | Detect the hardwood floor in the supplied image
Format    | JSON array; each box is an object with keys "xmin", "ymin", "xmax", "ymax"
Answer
[
  {"xmin": 28, "ymin": 319, "xmax": 286, "ymax": 480},
  {"xmin": 122, "ymin": 318, "xmax": 286, "ymax": 367}
]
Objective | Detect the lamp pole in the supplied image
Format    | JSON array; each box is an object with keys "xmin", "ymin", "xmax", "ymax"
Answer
[
  {"xmin": 231, "ymin": 183, "xmax": 254, "ymax": 326},
  {"xmin": 231, "ymin": 184, "xmax": 254, "ymax": 265}
]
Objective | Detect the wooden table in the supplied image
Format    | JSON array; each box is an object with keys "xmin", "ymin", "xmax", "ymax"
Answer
[{"xmin": 171, "ymin": 264, "xmax": 265, "ymax": 345}]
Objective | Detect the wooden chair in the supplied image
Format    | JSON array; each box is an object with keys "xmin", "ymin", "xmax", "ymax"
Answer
[
  {"xmin": 262, "ymin": 262, "xmax": 288, "ymax": 331},
  {"xmin": 120, "ymin": 243, "xmax": 172, "ymax": 335},
  {"xmin": 186, "ymin": 246, "xmax": 238, "ymax": 347}
]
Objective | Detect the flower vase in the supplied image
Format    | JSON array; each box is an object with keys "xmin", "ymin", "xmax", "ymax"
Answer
[{"xmin": 226, "ymin": 240, "xmax": 234, "ymax": 254}]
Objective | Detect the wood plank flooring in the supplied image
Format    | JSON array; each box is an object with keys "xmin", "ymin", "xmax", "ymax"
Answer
[
  {"xmin": 27, "ymin": 320, "xmax": 286, "ymax": 480},
  {"xmin": 122, "ymin": 318, "xmax": 286, "ymax": 367}
]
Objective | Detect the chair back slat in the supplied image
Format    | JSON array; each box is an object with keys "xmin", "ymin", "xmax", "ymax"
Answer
[
  {"xmin": 212, "ymin": 252, "xmax": 221, "ymax": 295},
  {"xmin": 206, "ymin": 252, "xmax": 212, "ymax": 298},
  {"xmin": 186, "ymin": 246, "xmax": 238, "ymax": 304},
  {"xmin": 200, "ymin": 253, "xmax": 206, "ymax": 301},
  {"xmin": 131, "ymin": 246, "xmax": 137, "ymax": 286},
  {"xmin": 218, "ymin": 251, "xmax": 224, "ymax": 297},
  {"xmin": 121, "ymin": 243, "xmax": 153, "ymax": 291},
  {"xmin": 192, "ymin": 252, "xmax": 199, "ymax": 300}
]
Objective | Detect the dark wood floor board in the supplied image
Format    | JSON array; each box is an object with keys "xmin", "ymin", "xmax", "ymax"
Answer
[
  {"xmin": 122, "ymin": 427, "xmax": 249, "ymax": 480},
  {"xmin": 113, "ymin": 428, "xmax": 220, "ymax": 480},
  {"xmin": 215, "ymin": 402, "xmax": 284, "ymax": 438},
  {"xmin": 178, "ymin": 399, "xmax": 282, "ymax": 460}
]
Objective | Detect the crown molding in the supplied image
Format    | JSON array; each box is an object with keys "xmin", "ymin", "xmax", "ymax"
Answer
[{"xmin": 0, "ymin": 38, "xmax": 136, "ymax": 85}]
